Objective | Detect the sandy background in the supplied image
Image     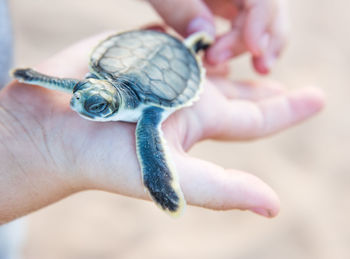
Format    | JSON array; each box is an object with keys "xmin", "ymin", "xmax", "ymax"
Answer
[{"xmin": 5, "ymin": 0, "xmax": 350, "ymax": 258}]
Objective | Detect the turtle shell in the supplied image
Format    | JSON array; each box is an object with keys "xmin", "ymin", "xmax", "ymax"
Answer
[{"xmin": 89, "ymin": 30, "xmax": 202, "ymax": 108}]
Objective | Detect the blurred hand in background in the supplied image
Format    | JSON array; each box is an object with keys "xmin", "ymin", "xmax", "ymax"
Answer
[
  {"xmin": 0, "ymin": 30, "xmax": 323, "ymax": 224},
  {"xmin": 148, "ymin": 0, "xmax": 288, "ymax": 74}
]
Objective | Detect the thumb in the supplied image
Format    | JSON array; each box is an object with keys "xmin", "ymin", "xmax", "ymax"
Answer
[{"xmin": 148, "ymin": 0, "xmax": 215, "ymax": 37}]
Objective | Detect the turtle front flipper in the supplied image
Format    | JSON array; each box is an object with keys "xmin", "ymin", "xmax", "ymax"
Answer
[
  {"xmin": 11, "ymin": 68, "xmax": 78, "ymax": 93},
  {"xmin": 136, "ymin": 106, "xmax": 185, "ymax": 217}
]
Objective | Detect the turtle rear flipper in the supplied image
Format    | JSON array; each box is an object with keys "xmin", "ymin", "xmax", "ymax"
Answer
[
  {"xmin": 11, "ymin": 68, "xmax": 78, "ymax": 93},
  {"xmin": 136, "ymin": 106, "xmax": 185, "ymax": 217},
  {"xmin": 184, "ymin": 32, "xmax": 214, "ymax": 53}
]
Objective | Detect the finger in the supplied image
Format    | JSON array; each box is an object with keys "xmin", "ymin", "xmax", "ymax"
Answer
[
  {"xmin": 244, "ymin": 0, "xmax": 273, "ymax": 57},
  {"xmin": 252, "ymin": 55, "xmax": 270, "ymax": 75},
  {"xmin": 148, "ymin": 0, "xmax": 215, "ymax": 37},
  {"xmin": 252, "ymin": 42, "xmax": 283, "ymax": 75},
  {"xmin": 203, "ymin": 0, "xmax": 239, "ymax": 20},
  {"xmin": 205, "ymin": 62, "xmax": 230, "ymax": 77},
  {"xmin": 177, "ymin": 155, "xmax": 280, "ymax": 217},
  {"xmin": 257, "ymin": 87, "xmax": 325, "ymax": 137},
  {"xmin": 210, "ymin": 87, "xmax": 325, "ymax": 140},
  {"xmin": 205, "ymin": 13, "xmax": 247, "ymax": 65},
  {"xmin": 211, "ymin": 78, "xmax": 286, "ymax": 101},
  {"xmin": 205, "ymin": 30, "xmax": 246, "ymax": 65},
  {"xmin": 252, "ymin": 2, "xmax": 288, "ymax": 73},
  {"xmin": 141, "ymin": 24, "xmax": 167, "ymax": 33},
  {"xmin": 79, "ymin": 120, "xmax": 279, "ymax": 217}
]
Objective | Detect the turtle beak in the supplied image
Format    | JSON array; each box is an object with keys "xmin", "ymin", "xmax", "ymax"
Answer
[
  {"xmin": 70, "ymin": 95, "xmax": 97, "ymax": 120},
  {"xmin": 70, "ymin": 93, "xmax": 81, "ymax": 111},
  {"xmin": 70, "ymin": 97, "xmax": 77, "ymax": 111}
]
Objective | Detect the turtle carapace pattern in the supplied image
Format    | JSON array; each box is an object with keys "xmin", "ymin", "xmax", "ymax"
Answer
[{"xmin": 11, "ymin": 30, "xmax": 212, "ymax": 217}]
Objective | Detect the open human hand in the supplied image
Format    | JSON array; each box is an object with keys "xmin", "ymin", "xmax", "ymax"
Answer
[
  {"xmin": 148, "ymin": 0, "xmax": 288, "ymax": 74},
  {"xmin": 0, "ymin": 31, "xmax": 324, "ymax": 223}
]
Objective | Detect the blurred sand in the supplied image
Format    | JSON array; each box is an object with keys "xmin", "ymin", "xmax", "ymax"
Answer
[{"xmin": 8, "ymin": 0, "xmax": 350, "ymax": 258}]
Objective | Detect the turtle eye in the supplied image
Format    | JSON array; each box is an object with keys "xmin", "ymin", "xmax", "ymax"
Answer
[
  {"xmin": 88, "ymin": 103, "xmax": 107, "ymax": 113},
  {"xmin": 84, "ymin": 95, "xmax": 108, "ymax": 114}
]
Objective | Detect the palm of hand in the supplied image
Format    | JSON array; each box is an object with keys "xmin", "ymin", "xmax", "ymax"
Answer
[{"xmin": 1, "ymin": 33, "xmax": 323, "ymax": 217}]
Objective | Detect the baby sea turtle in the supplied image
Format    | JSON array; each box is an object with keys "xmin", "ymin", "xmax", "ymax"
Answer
[{"xmin": 12, "ymin": 29, "xmax": 212, "ymax": 217}]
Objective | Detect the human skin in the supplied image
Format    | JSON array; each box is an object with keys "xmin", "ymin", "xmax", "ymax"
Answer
[
  {"xmin": 0, "ymin": 32, "xmax": 324, "ymax": 224},
  {"xmin": 148, "ymin": 0, "xmax": 288, "ymax": 73}
]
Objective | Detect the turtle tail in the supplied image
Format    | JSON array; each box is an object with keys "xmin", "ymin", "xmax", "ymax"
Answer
[{"xmin": 184, "ymin": 32, "xmax": 214, "ymax": 53}]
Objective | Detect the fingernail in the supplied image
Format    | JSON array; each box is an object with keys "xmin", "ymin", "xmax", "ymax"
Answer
[
  {"xmin": 258, "ymin": 34, "xmax": 270, "ymax": 55},
  {"xmin": 251, "ymin": 207, "xmax": 272, "ymax": 217},
  {"xmin": 265, "ymin": 54, "xmax": 277, "ymax": 71},
  {"xmin": 187, "ymin": 17, "xmax": 215, "ymax": 38}
]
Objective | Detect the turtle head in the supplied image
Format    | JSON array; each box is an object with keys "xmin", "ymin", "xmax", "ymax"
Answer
[{"xmin": 70, "ymin": 79, "xmax": 120, "ymax": 121}]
